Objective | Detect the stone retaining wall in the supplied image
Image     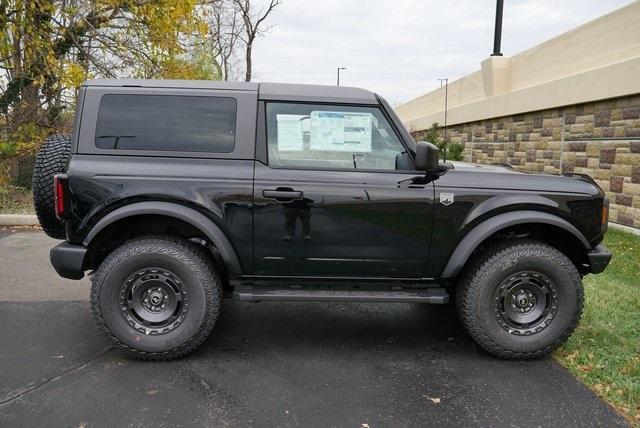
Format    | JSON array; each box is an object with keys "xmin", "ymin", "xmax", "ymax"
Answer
[{"xmin": 413, "ymin": 94, "xmax": 640, "ymax": 228}]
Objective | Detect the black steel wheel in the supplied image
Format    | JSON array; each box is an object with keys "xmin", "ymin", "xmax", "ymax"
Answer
[
  {"xmin": 494, "ymin": 271, "xmax": 558, "ymax": 336},
  {"xmin": 456, "ymin": 240, "xmax": 583, "ymax": 359},
  {"xmin": 91, "ymin": 236, "xmax": 222, "ymax": 360},
  {"xmin": 120, "ymin": 268, "xmax": 189, "ymax": 335}
]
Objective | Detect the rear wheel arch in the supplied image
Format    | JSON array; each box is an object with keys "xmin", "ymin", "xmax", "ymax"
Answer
[
  {"xmin": 83, "ymin": 202, "xmax": 243, "ymax": 276},
  {"xmin": 441, "ymin": 210, "xmax": 590, "ymax": 279}
]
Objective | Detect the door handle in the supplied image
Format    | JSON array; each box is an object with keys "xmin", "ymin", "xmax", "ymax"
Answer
[{"xmin": 263, "ymin": 189, "xmax": 303, "ymax": 200}]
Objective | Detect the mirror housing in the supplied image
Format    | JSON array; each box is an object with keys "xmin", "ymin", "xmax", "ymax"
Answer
[{"xmin": 414, "ymin": 141, "xmax": 440, "ymax": 172}]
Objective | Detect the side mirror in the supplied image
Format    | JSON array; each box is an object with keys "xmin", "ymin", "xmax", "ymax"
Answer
[{"xmin": 414, "ymin": 141, "xmax": 439, "ymax": 171}]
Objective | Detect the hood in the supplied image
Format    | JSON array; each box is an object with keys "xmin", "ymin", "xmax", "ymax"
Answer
[
  {"xmin": 442, "ymin": 161, "xmax": 602, "ymax": 196},
  {"xmin": 449, "ymin": 161, "xmax": 531, "ymax": 173}
]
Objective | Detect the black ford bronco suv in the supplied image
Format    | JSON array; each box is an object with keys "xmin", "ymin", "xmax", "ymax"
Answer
[{"xmin": 33, "ymin": 79, "xmax": 612, "ymax": 360}]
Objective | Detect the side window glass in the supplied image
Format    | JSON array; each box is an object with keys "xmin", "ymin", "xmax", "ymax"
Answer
[
  {"xmin": 265, "ymin": 103, "xmax": 410, "ymax": 171},
  {"xmin": 95, "ymin": 94, "xmax": 236, "ymax": 153}
]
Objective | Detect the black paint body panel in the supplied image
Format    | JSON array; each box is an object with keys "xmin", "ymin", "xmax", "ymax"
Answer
[
  {"xmin": 252, "ymin": 162, "xmax": 434, "ymax": 277},
  {"xmin": 427, "ymin": 163, "xmax": 605, "ymax": 278},
  {"xmin": 66, "ymin": 155, "xmax": 256, "ymax": 272}
]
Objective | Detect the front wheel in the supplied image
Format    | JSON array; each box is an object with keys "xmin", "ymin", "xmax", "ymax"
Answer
[
  {"xmin": 456, "ymin": 240, "xmax": 583, "ymax": 359},
  {"xmin": 90, "ymin": 236, "xmax": 221, "ymax": 360}
]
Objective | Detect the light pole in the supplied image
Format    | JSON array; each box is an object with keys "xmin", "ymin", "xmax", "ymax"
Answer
[
  {"xmin": 337, "ymin": 67, "xmax": 346, "ymax": 86},
  {"xmin": 438, "ymin": 77, "xmax": 449, "ymax": 149},
  {"xmin": 492, "ymin": 0, "xmax": 504, "ymax": 56}
]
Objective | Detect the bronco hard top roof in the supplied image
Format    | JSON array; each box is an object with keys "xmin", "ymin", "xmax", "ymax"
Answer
[{"xmin": 82, "ymin": 79, "xmax": 379, "ymax": 105}]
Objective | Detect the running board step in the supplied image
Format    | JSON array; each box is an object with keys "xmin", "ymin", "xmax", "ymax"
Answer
[{"xmin": 232, "ymin": 285, "xmax": 449, "ymax": 304}]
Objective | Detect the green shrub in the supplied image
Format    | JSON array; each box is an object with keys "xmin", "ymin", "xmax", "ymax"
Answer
[
  {"xmin": 422, "ymin": 122, "xmax": 464, "ymax": 161},
  {"xmin": 447, "ymin": 142, "xmax": 464, "ymax": 161}
]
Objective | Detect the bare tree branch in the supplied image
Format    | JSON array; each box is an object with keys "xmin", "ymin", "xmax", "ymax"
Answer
[{"xmin": 232, "ymin": 0, "xmax": 280, "ymax": 81}]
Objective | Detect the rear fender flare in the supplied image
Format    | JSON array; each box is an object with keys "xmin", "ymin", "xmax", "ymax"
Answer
[
  {"xmin": 440, "ymin": 210, "xmax": 590, "ymax": 279},
  {"xmin": 83, "ymin": 201, "xmax": 243, "ymax": 275}
]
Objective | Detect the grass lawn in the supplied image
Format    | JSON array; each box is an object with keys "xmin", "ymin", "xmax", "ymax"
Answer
[
  {"xmin": 556, "ymin": 227, "xmax": 640, "ymax": 425},
  {"xmin": 0, "ymin": 185, "xmax": 33, "ymax": 214}
]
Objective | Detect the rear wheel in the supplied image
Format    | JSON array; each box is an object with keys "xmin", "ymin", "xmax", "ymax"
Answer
[
  {"xmin": 90, "ymin": 235, "xmax": 221, "ymax": 360},
  {"xmin": 32, "ymin": 134, "xmax": 71, "ymax": 239},
  {"xmin": 456, "ymin": 240, "xmax": 583, "ymax": 359}
]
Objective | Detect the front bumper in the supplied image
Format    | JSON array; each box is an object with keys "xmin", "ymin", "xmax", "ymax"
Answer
[
  {"xmin": 587, "ymin": 244, "xmax": 612, "ymax": 274},
  {"xmin": 50, "ymin": 242, "xmax": 87, "ymax": 280}
]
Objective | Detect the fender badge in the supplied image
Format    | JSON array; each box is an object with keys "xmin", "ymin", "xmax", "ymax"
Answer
[{"xmin": 439, "ymin": 192, "xmax": 454, "ymax": 206}]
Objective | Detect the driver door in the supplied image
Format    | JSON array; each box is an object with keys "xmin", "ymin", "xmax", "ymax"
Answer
[{"xmin": 252, "ymin": 101, "xmax": 435, "ymax": 278}]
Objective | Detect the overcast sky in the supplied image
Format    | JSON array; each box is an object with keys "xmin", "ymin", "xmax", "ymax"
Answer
[{"xmin": 252, "ymin": 0, "xmax": 635, "ymax": 105}]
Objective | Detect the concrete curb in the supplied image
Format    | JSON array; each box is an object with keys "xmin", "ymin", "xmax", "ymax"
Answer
[
  {"xmin": 0, "ymin": 214, "xmax": 39, "ymax": 226},
  {"xmin": 609, "ymin": 222, "xmax": 640, "ymax": 236}
]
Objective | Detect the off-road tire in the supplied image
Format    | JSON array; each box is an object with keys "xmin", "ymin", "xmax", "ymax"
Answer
[
  {"xmin": 32, "ymin": 134, "xmax": 71, "ymax": 239},
  {"xmin": 456, "ymin": 240, "xmax": 583, "ymax": 359},
  {"xmin": 90, "ymin": 236, "xmax": 222, "ymax": 360}
]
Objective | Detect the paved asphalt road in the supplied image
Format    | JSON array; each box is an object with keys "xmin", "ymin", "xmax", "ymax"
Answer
[{"xmin": 0, "ymin": 229, "xmax": 628, "ymax": 427}]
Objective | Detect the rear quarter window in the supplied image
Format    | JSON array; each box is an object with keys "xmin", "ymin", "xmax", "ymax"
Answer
[{"xmin": 95, "ymin": 94, "xmax": 236, "ymax": 153}]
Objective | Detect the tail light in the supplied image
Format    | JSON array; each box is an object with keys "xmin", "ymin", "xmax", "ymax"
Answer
[{"xmin": 54, "ymin": 174, "xmax": 68, "ymax": 220}]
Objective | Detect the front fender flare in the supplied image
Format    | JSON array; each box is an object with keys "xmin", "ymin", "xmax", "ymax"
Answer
[
  {"xmin": 440, "ymin": 210, "xmax": 590, "ymax": 279},
  {"xmin": 83, "ymin": 201, "xmax": 243, "ymax": 275}
]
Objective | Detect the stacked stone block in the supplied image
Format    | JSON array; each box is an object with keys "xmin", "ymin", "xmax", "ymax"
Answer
[{"xmin": 413, "ymin": 94, "xmax": 640, "ymax": 228}]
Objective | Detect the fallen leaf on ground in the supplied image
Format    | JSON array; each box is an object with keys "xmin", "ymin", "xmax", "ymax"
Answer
[
  {"xmin": 423, "ymin": 395, "xmax": 441, "ymax": 404},
  {"xmin": 577, "ymin": 364, "xmax": 594, "ymax": 373},
  {"xmin": 563, "ymin": 350, "xmax": 579, "ymax": 362}
]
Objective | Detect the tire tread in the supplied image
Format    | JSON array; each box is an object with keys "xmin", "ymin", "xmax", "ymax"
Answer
[
  {"xmin": 32, "ymin": 134, "xmax": 71, "ymax": 239},
  {"xmin": 90, "ymin": 235, "xmax": 222, "ymax": 360},
  {"xmin": 456, "ymin": 240, "xmax": 584, "ymax": 359}
]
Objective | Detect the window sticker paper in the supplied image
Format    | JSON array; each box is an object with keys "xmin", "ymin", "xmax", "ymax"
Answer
[{"xmin": 310, "ymin": 111, "xmax": 372, "ymax": 152}]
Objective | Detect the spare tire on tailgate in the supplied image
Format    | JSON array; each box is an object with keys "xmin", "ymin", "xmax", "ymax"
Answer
[{"xmin": 32, "ymin": 134, "xmax": 71, "ymax": 239}]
